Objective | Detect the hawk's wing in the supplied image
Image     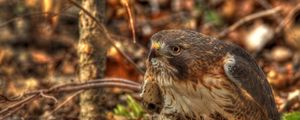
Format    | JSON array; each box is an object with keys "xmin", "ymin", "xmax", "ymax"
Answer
[{"xmin": 223, "ymin": 50, "xmax": 279, "ymax": 120}]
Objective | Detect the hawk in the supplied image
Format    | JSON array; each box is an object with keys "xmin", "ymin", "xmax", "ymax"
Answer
[{"xmin": 140, "ymin": 30, "xmax": 279, "ymax": 120}]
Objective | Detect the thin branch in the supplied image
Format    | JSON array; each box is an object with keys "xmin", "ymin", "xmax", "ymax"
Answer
[
  {"xmin": 255, "ymin": 0, "xmax": 282, "ymax": 25},
  {"xmin": 50, "ymin": 90, "xmax": 82, "ymax": 114},
  {"xmin": 0, "ymin": 104, "xmax": 24, "ymax": 120},
  {"xmin": 121, "ymin": 0, "xmax": 136, "ymax": 43},
  {"xmin": 217, "ymin": 7, "xmax": 282, "ymax": 38},
  {"xmin": 0, "ymin": 5, "xmax": 73, "ymax": 28},
  {"xmin": 0, "ymin": 95, "xmax": 38, "ymax": 116},
  {"xmin": 253, "ymin": 4, "xmax": 300, "ymax": 58},
  {"xmin": 87, "ymin": 77, "xmax": 141, "ymax": 86},
  {"xmin": 40, "ymin": 92, "xmax": 58, "ymax": 103},
  {"xmin": 23, "ymin": 78, "xmax": 140, "ymax": 96},
  {"xmin": 67, "ymin": 0, "xmax": 145, "ymax": 74},
  {"xmin": 275, "ymin": 4, "xmax": 300, "ymax": 33},
  {"xmin": 0, "ymin": 78, "xmax": 141, "ymax": 118},
  {"xmin": 53, "ymin": 82, "xmax": 140, "ymax": 93},
  {"xmin": 0, "ymin": 95, "xmax": 19, "ymax": 102}
]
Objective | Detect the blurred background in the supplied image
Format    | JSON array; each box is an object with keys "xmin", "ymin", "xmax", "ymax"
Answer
[{"xmin": 0, "ymin": 0, "xmax": 299, "ymax": 119}]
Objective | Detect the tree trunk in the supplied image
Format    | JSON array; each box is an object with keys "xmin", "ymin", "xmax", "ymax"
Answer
[{"xmin": 77, "ymin": 0, "xmax": 107, "ymax": 119}]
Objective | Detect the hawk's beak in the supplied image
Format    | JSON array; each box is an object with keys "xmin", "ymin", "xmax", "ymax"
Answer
[
  {"xmin": 149, "ymin": 41, "xmax": 161, "ymax": 60},
  {"xmin": 152, "ymin": 42, "xmax": 160, "ymax": 50}
]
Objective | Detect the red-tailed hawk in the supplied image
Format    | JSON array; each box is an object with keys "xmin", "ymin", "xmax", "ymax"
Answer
[{"xmin": 141, "ymin": 30, "xmax": 279, "ymax": 120}]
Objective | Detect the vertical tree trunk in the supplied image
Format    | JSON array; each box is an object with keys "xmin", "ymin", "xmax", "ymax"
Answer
[{"xmin": 78, "ymin": 0, "xmax": 107, "ymax": 119}]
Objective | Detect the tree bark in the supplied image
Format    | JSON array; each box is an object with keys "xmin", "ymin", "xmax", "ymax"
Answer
[{"xmin": 77, "ymin": 0, "xmax": 107, "ymax": 119}]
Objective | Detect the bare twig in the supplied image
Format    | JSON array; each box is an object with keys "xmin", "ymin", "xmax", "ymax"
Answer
[
  {"xmin": 255, "ymin": 0, "xmax": 282, "ymax": 25},
  {"xmin": 87, "ymin": 77, "xmax": 141, "ymax": 86},
  {"xmin": 40, "ymin": 92, "xmax": 58, "ymax": 103},
  {"xmin": 21, "ymin": 79, "xmax": 140, "ymax": 97},
  {"xmin": 45, "ymin": 80, "xmax": 138, "ymax": 117},
  {"xmin": 0, "ymin": 104, "xmax": 24, "ymax": 120},
  {"xmin": 217, "ymin": 7, "xmax": 282, "ymax": 38},
  {"xmin": 0, "ymin": 95, "xmax": 38, "ymax": 117},
  {"xmin": 52, "ymin": 82, "xmax": 140, "ymax": 93},
  {"xmin": 252, "ymin": 4, "xmax": 300, "ymax": 58},
  {"xmin": 67, "ymin": 0, "xmax": 144, "ymax": 74},
  {"xmin": 50, "ymin": 90, "xmax": 82, "ymax": 114},
  {"xmin": 0, "ymin": 78, "xmax": 141, "ymax": 118},
  {"xmin": 22, "ymin": 78, "xmax": 140, "ymax": 95},
  {"xmin": 0, "ymin": 95, "xmax": 19, "ymax": 103},
  {"xmin": 121, "ymin": 0, "xmax": 136, "ymax": 43},
  {"xmin": 275, "ymin": 4, "xmax": 300, "ymax": 33},
  {"xmin": 0, "ymin": 5, "xmax": 73, "ymax": 28}
]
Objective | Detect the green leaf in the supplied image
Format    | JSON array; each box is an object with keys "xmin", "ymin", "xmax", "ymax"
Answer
[
  {"xmin": 282, "ymin": 112, "xmax": 300, "ymax": 120},
  {"xmin": 113, "ymin": 95, "xmax": 145, "ymax": 119},
  {"xmin": 114, "ymin": 104, "xmax": 130, "ymax": 117},
  {"xmin": 204, "ymin": 10, "xmax": 223, "ymax": 26},
  {"xmin": 127, "ymin": 95, "xmax": 140, "ymax": 116}
]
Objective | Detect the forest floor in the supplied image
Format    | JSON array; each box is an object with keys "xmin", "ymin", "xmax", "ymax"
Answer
[{"xmin": 0, "ymin": 0, "xmax": 300, "ymax": 119}]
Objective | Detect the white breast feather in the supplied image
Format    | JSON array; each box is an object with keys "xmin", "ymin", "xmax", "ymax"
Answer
[{"xmin": 157, "ymin": 75, "xmax": 235, "ymax": 119}]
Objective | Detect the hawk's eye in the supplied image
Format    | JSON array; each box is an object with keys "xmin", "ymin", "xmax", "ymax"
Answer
[{"xmin": 170, "ymin": 46, "xmax": 181, "ymax": 55}]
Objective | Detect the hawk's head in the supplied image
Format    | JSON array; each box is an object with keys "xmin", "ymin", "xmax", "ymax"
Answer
[
  {"xmin": 147, "ymin": 29, "xmax": 225, "ymax": 80},
  {"xmin": 143, "ymin": 30, "xmax": 230, "ymax": 118}
]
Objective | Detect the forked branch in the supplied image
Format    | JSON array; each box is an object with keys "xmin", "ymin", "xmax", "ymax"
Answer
[{"xmin": 0, "ymin": 78, "xmax": 141, "ymax": 119}]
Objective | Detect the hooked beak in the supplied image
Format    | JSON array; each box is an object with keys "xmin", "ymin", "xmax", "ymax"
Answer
[{"xmin": 148, "ymin": 41, "xmax": 161, "ymax": 61}]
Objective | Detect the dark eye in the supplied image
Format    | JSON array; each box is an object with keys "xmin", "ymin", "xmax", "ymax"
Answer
[{"xmin": 170, "ymin": 46, "xmax": 181, "ymax": 55}]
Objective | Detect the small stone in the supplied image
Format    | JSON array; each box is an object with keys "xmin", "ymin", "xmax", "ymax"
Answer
[
  {"xmin": 245, "ymin": 23, "xmax": 274, "ymax": 52},
  {"xmin": 271, "ymin": 46, "xmax": 292, "ymax": 62}
]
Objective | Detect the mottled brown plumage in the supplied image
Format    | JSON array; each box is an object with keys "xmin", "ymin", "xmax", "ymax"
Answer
[{"xmin": 140, "ymin": 30, "xmax": 279, "ymax": 120}]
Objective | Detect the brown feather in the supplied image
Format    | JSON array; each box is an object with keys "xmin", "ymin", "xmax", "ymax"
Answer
[{"xmin": 141, "ymin": 29, "xmax": 279, "ymax": 120}]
